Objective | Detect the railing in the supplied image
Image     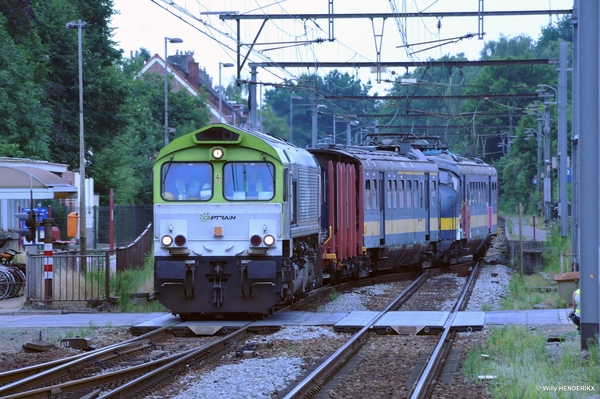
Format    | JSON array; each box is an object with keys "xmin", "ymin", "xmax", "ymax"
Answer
[
  {"xmin": 27, "ymin": 252, "xmax": 110, "ymax": 305},
  {"xmin": 116, "ymin": 224, "xmax": 152, "ymax": 272}
]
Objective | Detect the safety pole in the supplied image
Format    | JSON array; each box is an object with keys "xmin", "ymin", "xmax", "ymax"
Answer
[{"xmin": 43, "ymin": 218, "xmax": 54, "ymax": 303}]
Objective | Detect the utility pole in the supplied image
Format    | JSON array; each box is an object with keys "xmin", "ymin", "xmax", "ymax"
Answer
[
  {"xmin": 249, "ymin": 66, "xmax": 258, "ymax": 130},
  {"xmin": 571, "ymin": 0, "xmax": 580, "ymax": 273},
  {"xmin": 578, "ymin": 0, "xmax": 599, "ymax": 350},
  {"xmin": 557, "ymin": 42, "xmax": 568, "ymax": 238},
  {"xmin": 66, "ymin": 19, "xmax": 87, "ymax": 256},
  {"xmin": 311, "ymin": 94, "xmax": 318, "ymax": 148}
]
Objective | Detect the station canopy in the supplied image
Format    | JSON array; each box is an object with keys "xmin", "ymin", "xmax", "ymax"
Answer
[{"xmin": 0, "ymin": 166, "xmax": 77, "ymax": 199}]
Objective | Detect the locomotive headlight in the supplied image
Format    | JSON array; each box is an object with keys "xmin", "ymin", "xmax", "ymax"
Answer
[
  {"xmin": 263, "ymin": 234, "xmax": 275, "ymax": 246},
  {"xmin": 250, "ymin": 235, "xmax": 262, "ymax": 246},
  {"xmin": 212, "ymin": 147, "xmax": 224, "ymax": 159},
  {"xmin": 161, "ymin": 235, "xmax": 173, "ymax": 247}
]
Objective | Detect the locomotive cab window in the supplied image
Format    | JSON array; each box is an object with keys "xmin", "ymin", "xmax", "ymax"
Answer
[
  {"xmin": 161, "ymin": 162, "xmax": 213, "ymax": 201},
  {"xmin": 223, "ymin": 162, "xmax": 275, "ymax": 201}
]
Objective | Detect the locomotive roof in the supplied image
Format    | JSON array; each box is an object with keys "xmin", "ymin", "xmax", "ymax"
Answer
[
  {"xmin": 425, "ymin": 151, "xmax": 497, "ymax": 176},
  {"xmin": 157, "ymin": 124, "xmax": 318, "ymax": 169}
]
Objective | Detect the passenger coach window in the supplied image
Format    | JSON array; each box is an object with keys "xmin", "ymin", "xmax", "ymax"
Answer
[
  {"xmin": 414, "ymin": 180, "xmax": 419, "ymax": 208},
  {"xmin": 223, "ymin": 162, "xmax": 275, "ymax": 201},
  {"xmin": 387, "ymin": 180, "xmax": 392, "ymax": 209},
  {"xmin": 365, "ymin": 180, "xmax": 371, "ymax": 209},
  {"xmin": 372, "ymin": 179, "xmax": 378, "ymax": 210},
  {"xmin": 406, "ymin": 180, "xmax": 412, "ymax": 208},
  {"xmin": 161, "ymin": 162, "xmax": 212, "ymax": 201},
  {"xmin": 398, "ymin": 180, "xmax": 404, "ymax": 208}
]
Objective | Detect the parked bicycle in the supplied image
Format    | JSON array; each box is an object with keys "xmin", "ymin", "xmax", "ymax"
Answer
[{"xmin": 0, "ymin": 235, "xmax": 25, "ymax": 300}]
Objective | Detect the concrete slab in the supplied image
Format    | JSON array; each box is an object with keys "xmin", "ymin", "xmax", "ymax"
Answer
[
  {"xmin": 453, "ymin": 311, "xmax": 485, "ymax": 331},
  {"xmin": 248, "ymin": 311, "xmax": 347, "ymax": 331},
  {"xmin": 374, "ymin": 311, "xmax": 449, "ymax": 335},
  {"xmin": 485, "ymin": 309, "xmax": 571, "ymax": 325},
  {"xmin": 334, "ymin": 311, "xmax": 380, "ymax": 333},
  {"xmin": 0, "ymin": 312, "xmax": 167, "ymax": 328}
]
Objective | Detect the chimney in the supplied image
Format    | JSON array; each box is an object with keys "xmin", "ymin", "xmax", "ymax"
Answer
[{"xmin": 187, "ymin": 53, "xmax": 200, "ymax": 90}]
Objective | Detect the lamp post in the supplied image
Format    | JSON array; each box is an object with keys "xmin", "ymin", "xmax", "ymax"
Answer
[
  {"xmin": 164, "ymin": 37, "xmax": 183, "ymax": 145},
  {"xmin": 289, "ymin": 96, "xmax": 302, "ymax": 143},
  {"xmin": 310, "ymin": 94, "xmax": 327, "ymax": 148},
  {"xmin": 219, "ymin": 62, "xmax": 234, "ymax": 123},
  {"xmin": 525, "ymin": 127, "xmax": 543, "ymax": 215},
  {"xmin": 66, "ymin": 19, "xmax": 87, "ymax": 255},
  {"xmin": 346, "ymin": 120, "xmax": 359, "ymax": 146}
]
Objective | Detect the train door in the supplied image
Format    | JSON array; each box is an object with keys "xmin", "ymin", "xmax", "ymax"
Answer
[
  {"xmin": 461, "ymin": 175, "xmax": 470, "ymax": 239},
  {"xmin": 379, "ymin": 172, "xmax": 385, "ymax": 245},
  {"xmin": 487, "ymin": 176, "xmax": 493, "ymax": 232},
  {"xmin": 424, "ymin": 173, "xmax": 430, "ymax": 240}
]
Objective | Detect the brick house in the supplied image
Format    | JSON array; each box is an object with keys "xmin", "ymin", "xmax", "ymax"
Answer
[{"xmin": 138, "ymin": 51, "xmax": 246, "ymax": 127}]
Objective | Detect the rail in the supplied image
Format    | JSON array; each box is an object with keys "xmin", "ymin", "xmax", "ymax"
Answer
[
  {"xmin": 283, "ymin": 270, "xmax": 431, "ymax": 398},
  {"xmin": 410, "ymin": 260, "xmax": 482, "ymax": 399}
]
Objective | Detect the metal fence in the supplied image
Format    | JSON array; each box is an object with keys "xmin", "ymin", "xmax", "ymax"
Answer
[
  {"xmin": 50, "ymin": 205, "xmax": 153, "ymax": 248},
  {"xmin": 27, "ymin": 252, "xmax": 111, "ymax": 304},
  {"xmin": 116, "ymin": 224, "xmax": 153, "ymax": 272}
]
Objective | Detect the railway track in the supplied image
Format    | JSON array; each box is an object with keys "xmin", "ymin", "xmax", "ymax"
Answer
[
  {"xmin": 0, "ymin": 323, "xmax": 251, "ymax": 399},
  {"xmin": 0, "ymin": 261, "xmax": 484, "ymax": 398},
  {"xmin": 278, "ymin": 261, "xmax": 483, "ymax": 399}
]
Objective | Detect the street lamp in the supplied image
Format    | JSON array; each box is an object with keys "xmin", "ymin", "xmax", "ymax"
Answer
[
  {"xmin": 66, "ymin": 19, "xmax": 87, "ymax": 255},
  {"xmin": 346, "ymin": 120, "xmax": 359, "ymax": 146},
  {"xmin": 289, "ymin": 96, "xmax": 302, "ymax": 143},
  {"xmin": 332, "ymin": 115, "xmax": 344, "ymax": 144},
  {"xmin": 310, "ymin": 95, "xmax": 327, "ymax": 147},
  {"xmin": 525, "ymin": 127, "xmax": 543, "ymax": 214},
  {"xmin": 219, "ymin": 62, "xmax": 234, "ymax": 123},
  {"xmin": 164, "ymin": 37, "xmax": 183, "ymax": 145}
]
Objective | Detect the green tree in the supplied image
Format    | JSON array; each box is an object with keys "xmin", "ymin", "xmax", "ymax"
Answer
[
  {"xmin": 492, "ymin": 18, "xmax": 573, "ymax": 213},
  {"xmin": 263, "ymin": 72, "xmax": 374, "ymax": 147},
  {"xmin": 0, "ymin": 9, "xmax": 52, "ymax": 159},
  {"xmin": 383, "ymin": 53, "xmax": 475, "ymax": 145},
  {"xmin": 31, "ymin": 0, "xmax": 128, "ymax": 168},
  {"xmin": 90, "ymin": 55, "xmax": 211, "ymax": 205}
]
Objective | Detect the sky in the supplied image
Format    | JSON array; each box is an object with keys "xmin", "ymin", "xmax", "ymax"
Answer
[{"xmin": 110, "ymin": 0, "xmax": 573, "ymax": 94}]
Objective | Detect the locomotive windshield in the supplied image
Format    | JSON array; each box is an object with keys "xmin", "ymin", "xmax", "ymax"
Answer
[
  {"xmin": 161, "ymin": 162, "xmax": 213, "ymax": 201},
  {"xmin": 439, "ymin": 170, "xmax": 459, "ymax": 191},
  {"xmin": 223, "ymin": 162, "xmax": 275, "ymax": 201}
]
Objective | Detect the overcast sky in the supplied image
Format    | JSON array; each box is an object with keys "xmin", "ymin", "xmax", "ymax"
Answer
[{"xmin": 110, "ymin": 0, "xmax": 572, "ymax": 93}]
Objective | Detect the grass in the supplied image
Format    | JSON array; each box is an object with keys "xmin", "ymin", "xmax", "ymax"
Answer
[
  {"xmin": 499, "ymin": 273, "xmax": 566, "ymax": 310},
  {"xmin": 499, "ymin": 221, "xmax": 572, "ymax": 310},
  {"xmin": 463, "ymin": 326, "xmax": 600, "ymax": 398},
  {"xmin": 330, "ymin": 288, "xmax": 339, "ymax": 301},
  {"xmin": 462, "ymin": 222, "xmax": 600, "ymax": 397},
  {"xmin": 111, "ymin": 253, "xmax": 167, "ymax": 313}
]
